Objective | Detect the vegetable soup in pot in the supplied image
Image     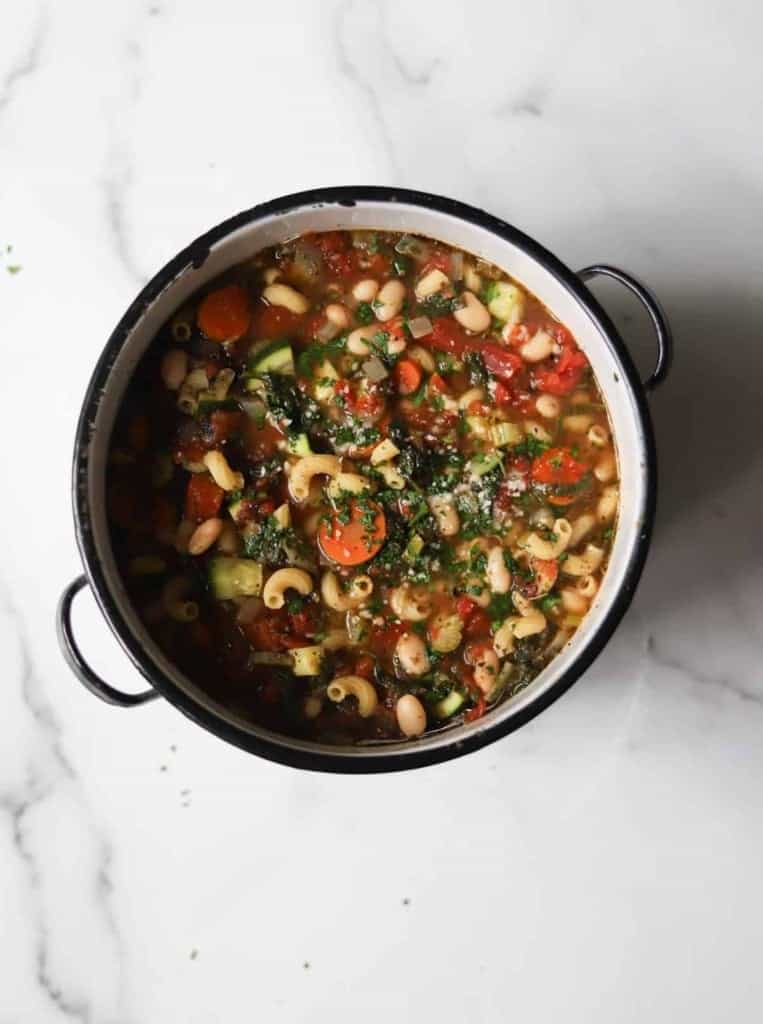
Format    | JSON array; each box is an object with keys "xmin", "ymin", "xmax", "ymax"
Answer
[{"xmin": 107, "ymin": 229, "xmax": 619, "ymax": 744}]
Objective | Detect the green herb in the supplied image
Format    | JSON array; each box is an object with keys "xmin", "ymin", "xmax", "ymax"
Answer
[
  {"xmin": 463, "ymin": 351, "xmax": 488, "ymax": 387},
  {"xmin": 392, "ymin": 254, "xmax": 410, "ymax": 277},
  {"xmin": 434, "ymin": 351, "xmax": 459, "ymax": 375},
  {"xmin": 417, "ymin": 292, "xmax": 457, "ymax": 319},
  {"xmin": 487, "ymin": 592, "xmax": 514, "ymax": 625},
  {"xmin": 355, "ymin": 302, "xmax": 375, "ymax": 325},
  {"xmin": 286, "ymin": 595, "xmax": 304, "ymax": 614},
  {"xmin": 296, "ymin": 335, "xmax": 347, "ymax": 376},
  {"xmin": 243, "ymin": 516, "xmax": 308, "ymax": 565},
  {"xmin": 539, "ymin": 592, "xmax": 561, "ymax": 614},
  {"xmin": 513, "ymin": 436, "xmax": 550, "ymax": 460}
]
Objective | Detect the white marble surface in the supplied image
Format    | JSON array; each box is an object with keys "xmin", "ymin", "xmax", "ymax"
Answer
[{"xmin": 2, "ymin": 0, "xmax": 763, "ymax": 1020}]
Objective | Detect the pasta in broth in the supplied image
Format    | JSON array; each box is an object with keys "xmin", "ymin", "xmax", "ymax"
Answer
[{"xmin": 107, "ymin": 230, "xmax": 619, "ymax": 744}]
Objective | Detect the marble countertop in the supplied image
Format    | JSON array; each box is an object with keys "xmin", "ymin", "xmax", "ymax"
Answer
[{"xmin": 2, "ymin": 1, "xmax": 762, "ymax": 1020}]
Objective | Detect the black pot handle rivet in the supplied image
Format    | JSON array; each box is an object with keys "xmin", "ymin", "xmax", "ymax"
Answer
[
  {"xmin": 577, "ymin": 264, "xmax": 673, "ymax": 391},
  {"xmin": 56, "ymin": 575, "xmax": 159, "ymax": 707}
]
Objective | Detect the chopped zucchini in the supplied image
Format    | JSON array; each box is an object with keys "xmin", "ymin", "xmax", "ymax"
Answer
[
  {"xmin": 490, "ymin": 421, "xmax": 522, "ymax": 448},
  {"xmin": 291, "ymin": 645, "xmax": 324, "ymax": 676},
  {"xmin": 405, "ymin": 534, "xmax": 425, "ymax": 562},
  {"xmin": 208, "ymin": 557, "xmax": 263, "ymax": 600},
  {"xmin": 370, "ymin": 438, "xmax": 400, "ymax": 465},
  {"xmin": 433, "ymin": 689, "xmax": 466, "ymax": 720},
  {"xmin": 469, "ymin": 452, "xmax": 503, "ymax": 477},
  {"xmin": 485, "ymin": 281, "xmax": 525, "ymax": 324},
  {"xmin": 287, "ymin": 433, "xmax": 313, "ymax": 457},
  {"xmin": 248, "ymin": 338, "xmax": 294, "ymax": 375}
]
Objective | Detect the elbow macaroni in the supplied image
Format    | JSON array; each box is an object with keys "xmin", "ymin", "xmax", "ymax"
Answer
[
  {"xmin": 263, "ymin": 568, "xmax": 314, "ymax": 609},
  {"xmin": 289, "ymin": 454, "xmax": 341, "ymax": 502},
  {"xmin": 327, "ymin": 675, "xmax": 379, "ymax": 717}
]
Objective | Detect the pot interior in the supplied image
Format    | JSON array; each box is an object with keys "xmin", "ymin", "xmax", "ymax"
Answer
[{"xmin": 81, "ymin": 194, "xmax": 650, "ymax": 762}]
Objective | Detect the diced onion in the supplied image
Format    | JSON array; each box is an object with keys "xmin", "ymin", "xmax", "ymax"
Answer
[
  {"xmin": 407, "ymin": 316, "xmax": 433, "ymax": 339},
  {"xmin": 394, "ymin": 234, "xmax": 430, "ymax": 260},
  {"xmin": 449, "ymin": 251, "xmax": 464, "ymax": 280},
  {"xmin": 315, "ymin": 318, "xmax": 340, "ymax": 343},
  {"xmin": 361, "ymin": 355, "xmax": 389, "ymax": 382}
]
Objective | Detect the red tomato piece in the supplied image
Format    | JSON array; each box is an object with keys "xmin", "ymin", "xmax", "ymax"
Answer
[
  {"xmin": 532, "ymin": 334, "xmax": 588, "ymax": 395},
  {"xmin": 464, "ymin": 609, "xmax": 491, "ymax": 640},
  {"xmin": 456, "ymin": 595, "xmax": 477, "ymax": 621},
  {"xmin": 531, "ymin": 447, "xmax": 588, "ymax": 487},
  {"xmin": 185, "ymin": 475, "xmax": 224, "ymax": 523}
]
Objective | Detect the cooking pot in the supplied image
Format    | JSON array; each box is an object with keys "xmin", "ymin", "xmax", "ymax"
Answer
[{"xmin": 56, "ymin": 187, "xmax": 672, "ymax": 772}]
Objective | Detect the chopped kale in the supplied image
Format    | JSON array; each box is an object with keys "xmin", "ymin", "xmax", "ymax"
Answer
[
  {"xmin": 355, "ymin": 302, "xmax": 375, "ymax": 325},
  {"xmin": 463, "ymin": 351, "xmax": 488, "ymax": 387},
  {"xmin": 417, "ymin": 292, "xmax": 457, "ymax": 319}
]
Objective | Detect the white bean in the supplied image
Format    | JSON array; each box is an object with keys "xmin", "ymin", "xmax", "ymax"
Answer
[
  {"xmin": 520, "ymin": 330, "xmax": 555, "ymax": 363},
  {"xmin": 347, "ymin": 326, "xmax": 376, "ymax": 355},
  {"xmin": 473, "ymin": 647, "xmax": 500, "ymax": 694},
  {"xmin": 352, "ymin": 278, "xmax": 379, "ymax": 302},
  {"xmin": 161, "ymin": 349, "xmax": 189, "ymax": 391},
  {"xmin": 408, "ymin": 345, "xmax": 436, "ymax": 373},
  {"xmin": 428, "ymin": 495, "xmax": 460, "ymax": 537},
  {"xmin": 325, "ymin": 303, "xmax": 351, "ymax": 328},
  {"xmin": 263, "ymin": 267, "xmax": 281, "ymax": 285},
  {"xmin": 396, "ymin": 694, "xmax": 427, "ymax": 737},
  {"xmin": 415, "ymin": 268, "xmax": 450, "ymax": 299},
  {"xmin": 263, "ymin": 283, "xmax": 310, "ymax": 315},
  {"xmin": 588, "ymin": 424, "xmax": 609, "ymax": 447},
  {"xmin": 535, "ymin": 393, "xmax": 560, "ymax": 419},
  {"xmin": 374, "ymin": 280, "xmax": 405, "ymax": 322},
  {"xmin": 395, "ymin": 632, "xmax": 430, "ymax": 676},
  {"xmin": 187, "ymin": 517, "xmax": 224, "ymax": 555},
  {"xmin": 453, "ymin": 291, "xmax": 491, "ymax": 333},
  {"xmin": 486, "ymin": 547, "xmax": 511, "ymax": 594}
]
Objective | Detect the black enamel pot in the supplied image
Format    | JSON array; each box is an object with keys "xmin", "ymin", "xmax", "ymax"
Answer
[{"xmin": 57, "ymin": 187, "xmax": 672, "ymax": 773}]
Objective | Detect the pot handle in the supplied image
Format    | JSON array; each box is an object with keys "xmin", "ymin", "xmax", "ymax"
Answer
[
  {"xmin": 56, "ymin": 575, "xmax": 159, "ymax": 707},
  {"xmin": 577, "ymin": 264, "xmax": 673, "ymax": 391}
]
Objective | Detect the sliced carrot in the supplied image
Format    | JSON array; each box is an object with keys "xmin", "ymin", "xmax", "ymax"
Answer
[
  {"xmin": 548, "ymin": 493, "xmax": 576, "ymax": 507},
  {"xmin": 318, "ymin": 500, "xmax": 386, "ymax": 566},
  {"xmin": 428, "ymin": 372, "xmax": 449, "ymax": 394},
  {"xmin": 393, "ymin": 359, "xmax": 422, "ymax": 396},
  {"xmin": 197, "ymin": 284, "xmax": 251, "ymax": 343}
]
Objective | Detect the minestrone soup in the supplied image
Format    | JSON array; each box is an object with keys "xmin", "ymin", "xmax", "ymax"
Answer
[{"xmin": 108, "ymin": 230, "xmax": 619, "ymax": 744}]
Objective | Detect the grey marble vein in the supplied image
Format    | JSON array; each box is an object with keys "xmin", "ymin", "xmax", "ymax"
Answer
[
  {"xmin": 0, "ymin": 9, "xmax": 47, "ymax": 116},
  {"xmin": 334, "ymin": 0, "xmax": 401, "ymax": 180},
  {"xmin": 0, "ymin": 582, "xmax": 127, "ymax": 1022},
  {"xmin": 100, "ymin": 25, "xmax": 149, "ymax": 288},
  {"xmin": 646, "ymin": 634, "xmax": 763, "ymax": 708}
]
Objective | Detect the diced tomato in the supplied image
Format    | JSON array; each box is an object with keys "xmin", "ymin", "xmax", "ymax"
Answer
[
  {"xmin": 456, "ymin": 595, "xmax": 477, "ymax": 621},
  {"xmin": 531, "ymin": 447, "xmax": 588, "ymax": 487},
  {"xmin": 185, "ymin": 474, "xmax": 224, "ymax": 522},
  {"xmin": 532, "ymin": 333, "xmax": 588, "ymax": 396},
  {"xmin": 354, "ymin": 654, "xmax": 375, "ymax": 680},
  {"xmin": 370, "ymin": 622, "xmax": 407, "ymax": 657},
  {"xmin": 353, "ymin": 390, "xmax": 385, "ymax": 419},
  {"xmin": 362, "ymin": 251, "xmax": 391, "ymax": 277},
  {"xmin": 244, "ymin": 611, "xmax": 291, "ymax": 653},
  {"xmin": 428, "ymin": 372, "xmax": 448, "ymax": 394},
  {"xmin": 427, "ymin": 320, "xmax": 523, "ymax": 382},
  {"xmin": 481, "ymin": 346, "xmax": 524, "ymax": 382},
  {"xmin": 290, "ymin": 603, "xmax": 320, "ymax": 640},
  {"xmin": 206, "ymin": 410, "xmax": 242, "ymax": 445},
  {"xmin": 251, "ymin": 301, "xmax": 304, "ymax": 339},
  {"xmin": 243, "ymin": 420, "xmax": 283, "ymax": 461},
  {"xmin": 464, "ymin": 608, "xmax": 491, "ymax": 640}
]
